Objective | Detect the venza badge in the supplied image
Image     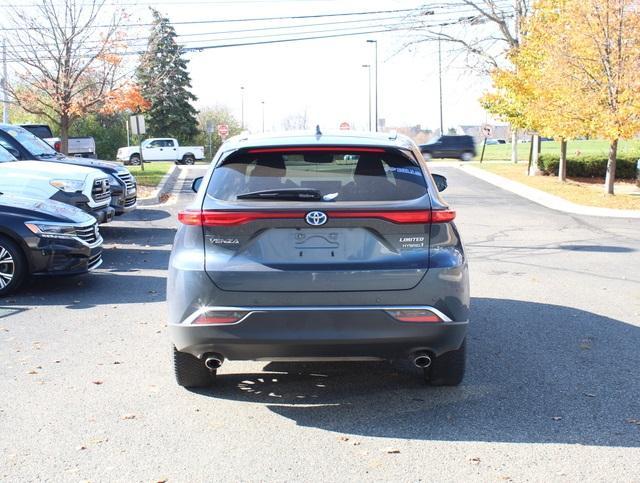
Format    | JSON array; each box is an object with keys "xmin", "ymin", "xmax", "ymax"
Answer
[{"xmin": 305, "ymin": 211, "xmax": 328, "ymax": 226}]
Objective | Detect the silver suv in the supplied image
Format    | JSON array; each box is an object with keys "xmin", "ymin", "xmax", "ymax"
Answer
[{"xmin": 168, "ymin": 131, "xmax": 469, "ymax": 388}]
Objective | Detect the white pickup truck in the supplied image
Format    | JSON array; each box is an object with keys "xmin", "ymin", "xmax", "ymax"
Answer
[
  {"xmin": 117, "ymin": 138, "xmax": 205, "ymax": 165},
  {"xmin": 21, "ymin": 124, "xmax": 97, "ymax": 159}
]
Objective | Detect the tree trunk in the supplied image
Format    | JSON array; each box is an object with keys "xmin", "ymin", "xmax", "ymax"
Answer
[
  {"xmin": 604, "ymin": 139, "xmax": 618, "ymax": 195},
  {"xmin": 511, "ymin": 128, "xmax": 518, "ymax": 164},
  {"xmin": 59, "ymin": 114, "xmax": 70, "ymax": 155},
  {"xmin": 528, "ymin": 134, "xmax": 541, "ymax": 176},
  {"xmin": 559, "ymin": 138, "xmax": 567, "ymax": 182}
]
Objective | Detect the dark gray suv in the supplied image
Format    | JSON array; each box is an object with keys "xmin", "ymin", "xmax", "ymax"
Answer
[{"xmin": 168, "ymin": 131, "xmax": 469, "ymax": 388}]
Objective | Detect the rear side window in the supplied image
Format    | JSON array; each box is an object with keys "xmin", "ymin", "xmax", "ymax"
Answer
[{"xmin": 207, "ymin": 147, "xmax": 427, "ymax": 202}]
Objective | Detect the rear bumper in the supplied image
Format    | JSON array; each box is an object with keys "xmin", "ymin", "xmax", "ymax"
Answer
[{"xmin": 169, "ymin": 306, "xmax": 468, "ymax": 361}]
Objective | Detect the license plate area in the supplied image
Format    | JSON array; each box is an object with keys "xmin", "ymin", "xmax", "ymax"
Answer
[{"xmin": 292, "ymin": 229, "xmax": 345, "ymax": 260}]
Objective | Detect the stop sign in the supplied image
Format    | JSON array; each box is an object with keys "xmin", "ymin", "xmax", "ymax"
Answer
[
  {"xmin": 339, "ymin": 122, "xmax": 351, "ymax": 130},
  {"xmin": 217, "ymin": 124, "xmax": 229, "ymax": 137}
]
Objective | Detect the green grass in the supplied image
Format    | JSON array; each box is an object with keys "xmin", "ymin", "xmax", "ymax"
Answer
[
  {"xmin": 480, "ymin": 139, "xmax": 640, "ymax": 162},
  {"xmin": 128, "ymin": 162, "xmax": 173, "ymax": 188}
]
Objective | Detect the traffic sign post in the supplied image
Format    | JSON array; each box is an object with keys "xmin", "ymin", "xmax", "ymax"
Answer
[
  {"xmin": 130, "ymin": 115, "xmax": 146, "ymax": 171},
  {"xmin": 217, "ymin": 124, "xmax": 229, "ymax": 139}
]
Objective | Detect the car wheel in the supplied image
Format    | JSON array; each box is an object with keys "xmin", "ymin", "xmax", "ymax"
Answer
[
  {"xmin": 183, "ymin": 155, "xmax": 195, "ymax": 165},
  {"xmin": 0, "ymin": 236, "xmax": 26, "ymax": 296},
  {"xmin": 460, "ymin": 151, "xmax": 473, "ymax": 162},
  {"xmin": 129, "ymin": 155, "xmax": 141, "ymax": 166},
  {"xmin": 425, "ymin": 338, "xmax": 466, "ymax": 386},
  {"xmin": 173, "ymin": 346, "xmax": 216, "ymax": 388}
]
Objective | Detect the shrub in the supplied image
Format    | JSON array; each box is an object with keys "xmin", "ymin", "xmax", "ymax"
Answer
[{"xmin": 537, "ymin": 153, "xmax": 638, "ymax": 180}]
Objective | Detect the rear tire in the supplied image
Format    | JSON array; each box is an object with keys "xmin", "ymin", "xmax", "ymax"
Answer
[
  {"xmin": 425, "ymin": 338, "xmax": 466, "ymax": 386},
  {"xmin": 0, "ymin": 236, "xmax": 26, "ymax": 296},
  {"xmin": 173, "ymin": 346, "xmax": 216, "ymax": 388},
  {"xmin": 460, "ymin": 151, "xmax": 473, "ymax": 162},
  {"xmin": 182, "ymin": 155, "xmax": 195, "ymax": 165},
  {"xmin": 129, "ymin": 155, "xmax": 141, "ymax": 166}
]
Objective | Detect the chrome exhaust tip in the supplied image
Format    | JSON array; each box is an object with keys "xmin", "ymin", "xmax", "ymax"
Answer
[
  {"xmin": 413, "ymin": 353, "xmax": 432, "ymax": 369},
  {"xmin": 204, "ymin": 355, "xmax": 223, "ymax": 370}
]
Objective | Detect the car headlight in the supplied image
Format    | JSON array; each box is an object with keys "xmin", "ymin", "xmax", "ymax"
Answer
[
  {"xmin": 25, "ymin": 222, "xmax": 77, "ymax": 238},
  {"xmin": 50, "ymin": 179, "xmax": 85, "ymax": 193}
]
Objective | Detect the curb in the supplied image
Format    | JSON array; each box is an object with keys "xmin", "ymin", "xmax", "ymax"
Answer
[
  {"xmin": 138, "ymin": 164, "xmax": 180, "ymax": 206},
  {"xmin": 457, "ymin": 164, "xmax": 640, "ymax": 219}
]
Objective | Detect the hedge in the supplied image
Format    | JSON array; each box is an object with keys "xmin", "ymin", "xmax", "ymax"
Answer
[{"xmin": 537, "ymin": 153, "xmax": 639, "ymax": 180}]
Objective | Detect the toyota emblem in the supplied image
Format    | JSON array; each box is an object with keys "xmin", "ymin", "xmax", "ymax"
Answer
[{"xmin": 305, "ymin": 211, "xmax": 328, "ymax": 226}]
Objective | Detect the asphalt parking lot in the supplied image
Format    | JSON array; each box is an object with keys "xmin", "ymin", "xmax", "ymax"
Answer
[{"xmin": 1, "ymin": 165, "xmax": 639, "ymax": 481}]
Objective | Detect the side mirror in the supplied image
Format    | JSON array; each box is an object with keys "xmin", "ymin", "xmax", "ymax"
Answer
[
  {"xmin": 432, "ymin": 174, "xmax": 448, "ymax": 192},
  {"xmin": 5, "ymin": 147, "xmax": 20, "ymax": 159},
  {"xmin": 192, "ymin": 176, "xmax": 203, "ymax": 193}
]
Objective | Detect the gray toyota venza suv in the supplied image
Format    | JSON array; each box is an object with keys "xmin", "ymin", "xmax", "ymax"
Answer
[{"xmin": 168, "ymin": 131, "xmax": 469, "ymax": 388}]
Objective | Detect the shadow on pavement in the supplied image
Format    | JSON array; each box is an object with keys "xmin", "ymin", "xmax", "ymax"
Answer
[
  {"xmin": 115, "ymin": 208, "xmax": 173, "ymax": 222},
  {"xmin": 194, "ymin": 298, "xmax": 640, "ymax": 448},
  {"xmin": 100, "ymin": 226, "xmax": 176, "ymax": 247}
]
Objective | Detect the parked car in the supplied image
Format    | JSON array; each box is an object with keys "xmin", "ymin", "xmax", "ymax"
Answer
[
  {"xmin": 0, "ymin": 124, "xmax": 136, "ymax": 216},
  {"xmin": 419, "ymin": 135, "xmax": 476, "ymax": 161},
  {"xmin": 485, "ymin": 138, "xmax": 507, "ymax": 145},
  {"xmin": 168, "ymin": 131, "xmax": 469, "ymax": 388},
  {"xmin": 0, "ymin": 145, "xmax": 114, "ymax": 223},
  {"xmin": 0, "ymin": 193, "xmax": 103, "ymax": 295},
  {"xmin": 20, "ymin": 124, "xmax": 97, "ymax": 158},
  {"xmin": 117, "ymin": 138, "xmax": 205, "ymax": 165}
]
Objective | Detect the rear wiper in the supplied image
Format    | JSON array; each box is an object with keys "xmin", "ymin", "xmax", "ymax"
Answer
[{"xmin": 237, "ymin": 188, "xmax": 323, "ymax": 201}]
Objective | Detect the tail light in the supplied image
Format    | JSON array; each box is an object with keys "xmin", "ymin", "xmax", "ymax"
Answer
[
  {"xmin": 54, "ymin": 141, "xmax": 61, "ymax": 152},
  {"xmin": 178, "ymin": 209, "xmax": 455, "ymax": 226},
  {"xmin": 386, "ymin": 309, "xmax": 444, "ymax": 323},
  {"xmin": 192, "ymin": 310, "xmax": 248, "ymax": 325}
]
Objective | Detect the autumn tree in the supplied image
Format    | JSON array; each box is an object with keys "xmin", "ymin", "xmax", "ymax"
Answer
[
  {"xmin": 137, "ymin": 9, "xmax": 199, "ymax": 143},
  {"xmin": 484, "ymin": 0, "xmax": 640, "ymax": 193},
  {"xmin": 196, "ymin": 105, "xmax": 241, "ymax": 157},
  {"xmin": 4, "ymin": 0, "xmax": 129, "ymax": 154}
]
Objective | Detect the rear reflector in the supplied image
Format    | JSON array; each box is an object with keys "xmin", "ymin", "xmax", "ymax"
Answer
[
  {"xmin": 386, "ymin": 309, "xmax": 443, "ymax": 323},
  {"xmin": 178, "ymin": 209, "xmax": 455, "ymax": 226},
  {"xmin": 192, "ymin": 311, "xmax": 248, "ymax": 325}
]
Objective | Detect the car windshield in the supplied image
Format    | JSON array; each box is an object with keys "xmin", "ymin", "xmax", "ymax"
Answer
[
  {"xmin": 0, "ymin": 145, "xmax": 17, "ymax": 162},
  {"xmin": 4, "ymin": 126, "xmax": 57, "ymax": 156},
  {"xmin": 207, "ymin": 147, "xmax": 428, "ymax": 202}
]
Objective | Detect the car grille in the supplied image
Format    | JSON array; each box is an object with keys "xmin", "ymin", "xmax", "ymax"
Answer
[
  {"xmin": 88, "ymin": 251, "xmax": 102, "ymax": 270},
  {"xmin": 75, "ymin": 223, "xmax": 100, "ymax": 246},
  {"xmin": 91, "ymin": 178, "xmax": 111, "ymax": 203},
  {"xmin": 116, "ymin": 172, "xmax": 136, "ymax": 192},
  {"xmin": 124, "ymin": 197, "xmax": 137, "ymax": 208}
]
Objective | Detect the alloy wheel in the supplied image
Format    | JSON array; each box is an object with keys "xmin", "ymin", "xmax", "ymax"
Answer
[{"xmin": 0, "ymin": 246, "xmax": 15, "ymax": 290}]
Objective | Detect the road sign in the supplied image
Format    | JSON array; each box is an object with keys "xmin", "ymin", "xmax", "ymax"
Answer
[
  {"xmin": 482, "ymin": 124, "xmax": 493, "ymax": 137},
  {"xmin": 206, "ymin": 120, "xmax": 214, "ymax": 134},
  {"xmin": 217, "ymin": 124, "xmax": 229, "ymax": 137},
  {"xmin": 130, "ymin": 115, "xmax": 145, "ymax": 136},
  {"xmin": 339, "ymin": 122, "xmax": 351, "ymax": 130}
]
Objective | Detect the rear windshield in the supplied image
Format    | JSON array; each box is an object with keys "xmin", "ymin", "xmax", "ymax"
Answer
[
  {"xmin": 207, "ymin": 147, "xmax": 427, "ymax": 202},
  {"xmin": 22, "ymin": 126, "xmax": 53, "ymax": 139}
]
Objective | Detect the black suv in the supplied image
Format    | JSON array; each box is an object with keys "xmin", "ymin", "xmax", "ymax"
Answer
[{"xmin": 419, "ymin": 135, "xmax": 476, "ymax": 161}]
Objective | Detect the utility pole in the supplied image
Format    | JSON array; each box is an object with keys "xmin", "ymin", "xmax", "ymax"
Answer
[
  {"xmin": 362, "ymin": 64, "xmax": 372, "ymax": 131},
  {"xmin": 438, "ymin": 36, "xmax": 444, "ymax": 135},
  {"xmin": 366, "ymin": 40, "xmax": 378, "ymax": 131},
  {"xmin": 240, "ymin": 86, "xmax": 245, "ymax": 130},
  {"xmin": 261, "ymin": 100, "xmax": 265, "ymax": 132},
  {"xmin": 2, "ymin": 39, "xmax": 8, "ymax": 124}
]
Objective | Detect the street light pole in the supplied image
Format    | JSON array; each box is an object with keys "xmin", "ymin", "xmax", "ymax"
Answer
[
  {"xmin": 362, "ymin": 64, "xmax": 371, "ymax": 131},
  {"xmin": 261, "ymin": 100, "xmax": 265, "ymax": 132},
  {"xmin": 366, "ymin": 39, "xmax": 378, "ymax": 131},
  {"xmin": 438, "ymin": 37, "xmax": 444, "ymax": 135},
  {"xmin": 240, "ymin": 86, "xmax": 245, "ymax": 130}
]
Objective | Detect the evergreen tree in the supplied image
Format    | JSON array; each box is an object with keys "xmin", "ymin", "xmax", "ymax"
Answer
[{"xmin": 137, "ymin": 9, "xmax": 199, "ymax": 142}]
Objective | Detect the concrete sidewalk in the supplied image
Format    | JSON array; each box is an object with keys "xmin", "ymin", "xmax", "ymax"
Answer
[{"xmin": 448, "ymin": 163, "xmax": 640, "ymax": 219}]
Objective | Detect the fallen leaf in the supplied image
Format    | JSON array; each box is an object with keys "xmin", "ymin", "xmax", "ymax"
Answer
[
  {"xmin": 27, "ymin": 370, "xmax": 38, "ymax": 375},
  {"xmin": 338, "ymin": 436, "xmax": 349, "ymax": 442},
  {"xmin": 122, "ymin": 414, "xmax": 136, "ymax": 420},
  {"xmin": 76, "ymin": 445, "xmax": 87, "ymax": 451},
  {"xmin": 384, "ymin": 448, "xmax": 400, "ymax": 454},
  {"xmin": 92, "ymin": 380, "xmax": 104, "ymax": 385},
  {"xmin": 469, "ymin": 457, "xmax": 481, "ymax": 464}
]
